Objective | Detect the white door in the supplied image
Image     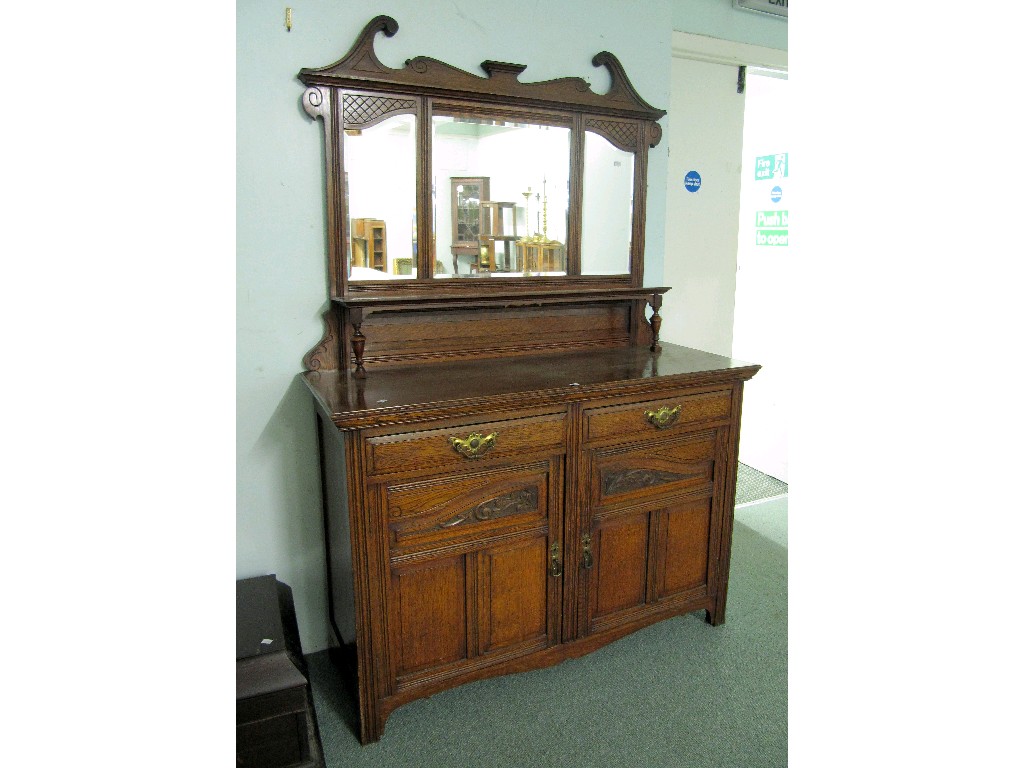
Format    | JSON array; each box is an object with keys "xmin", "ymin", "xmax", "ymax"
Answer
[
  {"xmin": 662, "ymin": 34, "xmax": 788, "ymax": 480},
  {"xmin": 661, "ymin": 45, "xmax": 746, "ymax": 356},
  {"xmin": 733, "ymin": 70, "xmax": 789, "ymax": 482}
]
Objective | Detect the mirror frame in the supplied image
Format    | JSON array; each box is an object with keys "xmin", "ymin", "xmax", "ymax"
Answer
[{"xmin": 299, "ymin": 15, "xmax": 665, "ymax": 297}]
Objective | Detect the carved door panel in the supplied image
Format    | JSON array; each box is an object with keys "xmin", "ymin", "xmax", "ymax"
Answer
[
  {"xmin": 382, "ymin": 461, "xmax": 562, "ymax": 692},
  {"xmin": 579, "ymin": 429, "xmax": 724, "ymax": 636}
]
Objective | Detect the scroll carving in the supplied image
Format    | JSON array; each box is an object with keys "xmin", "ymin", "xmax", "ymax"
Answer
[
  {"xmin": 646, "ymin": 122, "xmax": 663, "ymax": 149},
  {"xmin": 303, "ymin": 307, "xmax": 340, "ymax": 372},
  {"xmin": 439, "ymin": 487, "xmax": 539, "ymax": 529},
  {"xmin": 298, "ymin": 15, "xmax": 667, "ymax": 122},
  {"xmin": 602, "ymin": 468, "xmax": 695, "ymax": 496},
  {"xmin": 302, "ymin": 86, "xmax": 328, "ymax": 120},
  {"xmin": 590, "ymin": 51, "xmax": 666, "ymax": 119}
]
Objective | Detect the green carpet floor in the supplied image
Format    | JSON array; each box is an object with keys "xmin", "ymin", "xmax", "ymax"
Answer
[
  {"xmin": 735, "ymin": 463, "xmax": 788, "ymax": 506},
  {"xmin": 304, "ymin": 497, "xmax": 788, "ymax": 767}
]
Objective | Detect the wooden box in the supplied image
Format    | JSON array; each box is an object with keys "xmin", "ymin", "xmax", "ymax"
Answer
[{"xmin": 236, "ymin": 576, "xmax": 324, "ymax": 768}]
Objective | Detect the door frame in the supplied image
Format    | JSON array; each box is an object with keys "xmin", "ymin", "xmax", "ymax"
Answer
[
  {"xmin": 671, "ymin": 31, "xmax": 787, "ymax": 70},
  {"xmin": 667, "ymin": 33, "xmax": 788, "ymax": 479}
]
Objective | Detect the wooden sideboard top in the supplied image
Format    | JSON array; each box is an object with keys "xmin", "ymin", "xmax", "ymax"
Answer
[
  {"xmin": 304, "ymin": 342, "xmax": 760, "ymax": 430},
  {"xmin": 335, "ymin": 286, "xmax": 671, "ymax": 311}
]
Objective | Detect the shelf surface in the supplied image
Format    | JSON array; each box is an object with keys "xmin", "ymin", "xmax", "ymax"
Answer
[{"xmin": 304, "ymin": 342, "xmax": 759, "ymax": 429}]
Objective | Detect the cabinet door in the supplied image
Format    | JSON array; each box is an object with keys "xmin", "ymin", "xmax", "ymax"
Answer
[
  {"xmin": 579, "ymin": 429, "xmax": 725, "ymax": 636},
  {"xmin": 383, "ymin": 462, "xmax": 561, "ymax": 691}
]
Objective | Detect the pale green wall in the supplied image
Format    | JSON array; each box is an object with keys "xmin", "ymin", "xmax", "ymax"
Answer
[
  {"xmin": 237, "ymin": 0, "xmax": 673, "ymax": 652},
  {"xmin": 673, "ymin": 0, "xmax": 788, "ymax": 50},
  {"xmin": 237, "ymin": 0, "xmax": 784, "ymax": 653}
]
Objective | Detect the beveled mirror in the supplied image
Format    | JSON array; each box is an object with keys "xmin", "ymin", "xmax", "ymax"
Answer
[
  {"xmin": 300, "ymin": 15, "xmax": 663, "ymax": 295},
  {"xmin": 432, "ymin": 115, "xmax": 571, "ymax": 278},
  {"xmin": 581, "ymin": 129, "xmax": 634, "ymax": 275},
  {"xmin": 341, "ymin": 106, "xmax": 417, "ymax": 280}
]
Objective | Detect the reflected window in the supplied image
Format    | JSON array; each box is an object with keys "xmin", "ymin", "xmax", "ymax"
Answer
[{"xmin": 343, "ymin": 108, "xmax": 416, "ymax": 280}]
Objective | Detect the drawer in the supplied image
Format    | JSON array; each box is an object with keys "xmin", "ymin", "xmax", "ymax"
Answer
[
  {"xmin": 367, "ymin": 412, "xmax": 566, "ymax": 476},
  {"xmin": 384, "ymin": 463, "xmax": 552, "ymax": 556},
  {"xmin": 584, "ymin": 389, "xmax": 732, "ymax": 445}
]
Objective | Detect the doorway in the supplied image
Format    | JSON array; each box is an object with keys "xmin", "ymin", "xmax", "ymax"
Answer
[{"xmin": 733, "ymin": 68, "xmax": 789, "ymax": 482}]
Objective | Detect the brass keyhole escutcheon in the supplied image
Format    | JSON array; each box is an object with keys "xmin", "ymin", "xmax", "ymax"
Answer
[
  {"xmin": 581, "ymin": 534, "xmax": 593, "ymax": 570},
  {"xmin": 550, "ymin": 542, "xmax": 563, "ymax": 577}
]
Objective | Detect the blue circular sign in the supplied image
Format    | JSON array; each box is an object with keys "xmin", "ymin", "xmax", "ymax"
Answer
[
  {"xmin": 771, "ymin": 185, "xmax": 783, "ymax": 203},
  {"xmin": 684, "ymin": 171, "xmax": 702, "ymax": 193}
]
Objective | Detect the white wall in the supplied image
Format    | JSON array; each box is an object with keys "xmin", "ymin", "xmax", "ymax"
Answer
[{"xmin": 673, "ymin": 0, "xmax": 788, "ymax": 50}]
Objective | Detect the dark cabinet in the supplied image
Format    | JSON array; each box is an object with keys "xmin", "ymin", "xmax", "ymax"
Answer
[
  {"xmin": 236, "ymin": 576, "xmax": 324, "ymax": 768},
  {"xmin": 450, "ymin": 176, "xmax": 489, "ymax": 273}
]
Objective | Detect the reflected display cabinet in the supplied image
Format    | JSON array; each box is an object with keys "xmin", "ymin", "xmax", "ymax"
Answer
[
  {"xmin": 297, "ymin": 16, "xmax": 759, "ymax": 744},
  {"xmin": 450, "ymin": 176, "xmax": 488, "ymax": 274},
  {"xmin": 351, "ymin": 218, "xmax": 387, "ymax": 271}
]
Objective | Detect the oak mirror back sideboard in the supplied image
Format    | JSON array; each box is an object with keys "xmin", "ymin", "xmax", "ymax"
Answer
[{"xmin": 298, "ymin": 16, "xmax": 760, "ymax": 744}]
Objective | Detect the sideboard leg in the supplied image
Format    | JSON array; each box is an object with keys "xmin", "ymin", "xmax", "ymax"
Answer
[
  {"xmin": 705, "ymin": 597, "xmax": 727, "ymax": 626},
  {"xmin": 358, "ymin": 708, "xmax": 388, "ymax": 745}
]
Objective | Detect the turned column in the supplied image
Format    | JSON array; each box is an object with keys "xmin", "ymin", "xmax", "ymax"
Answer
[
  {"xmin": 349, "ymin": 307, "xmax": 367, "ymax": 377},
  {"xmin": 648, "ymin": 293, "xmax": 663, "ymax": 353}
]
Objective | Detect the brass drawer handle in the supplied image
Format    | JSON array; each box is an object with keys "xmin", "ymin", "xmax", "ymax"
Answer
[
  {"xmin": 449, "ymin": 431, "xmax": 498, "ymax": 459},
  {"xmin": 581, "ymin": 534, "xmax": 593, "ymax": 570},
  {"xmin": 644, "ymin": 405, "xmax": 682, "ymax": 429}
]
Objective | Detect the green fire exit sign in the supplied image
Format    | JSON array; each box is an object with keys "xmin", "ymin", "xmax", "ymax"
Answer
[{"xmin": 755, "ymin": 153, "xmax": 788, "ymax": 180}]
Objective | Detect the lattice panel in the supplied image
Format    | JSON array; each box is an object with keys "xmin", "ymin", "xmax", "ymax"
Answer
[
  {"xmin": 343, "ymin": 94, "xmax": 416, "ymax": 128},
  {"xmin": 586, "ymin": 119, "xmax": 638, "ymax": 152}
]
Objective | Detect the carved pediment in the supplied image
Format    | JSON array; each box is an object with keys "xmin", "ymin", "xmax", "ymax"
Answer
[{"xmin": 298, "ymin": 15, "xmax": 666, "ymax": 126}]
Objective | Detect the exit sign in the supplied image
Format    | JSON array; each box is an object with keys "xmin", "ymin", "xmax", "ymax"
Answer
[
  {"xmin": 734, "ymin": 0, "xmax": 788, "ymax": 20},
  {"xmin": 755, "ymin": 153, "xmax": 788, "ymax": 181}
]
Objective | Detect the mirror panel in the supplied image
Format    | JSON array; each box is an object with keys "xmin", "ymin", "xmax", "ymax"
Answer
[
  {"xmin": 432, "ymin": 116, "xmax": 570, "ymax": 278},
  {"xmin": 343, "ymin": 109, "xmax": 417, "ymax": 280},
  {"xmin": 580, "ymin": 130, "xmax": 634, "ymax": 276}
]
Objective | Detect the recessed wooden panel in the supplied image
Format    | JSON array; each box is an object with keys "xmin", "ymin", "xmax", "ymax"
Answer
[
  {"xmin": 360, "ymin": 304, "xmax": 632, "ymax": 365},
  {"xmin": 657, "ymin": 498, "xmax": 712, "ymax": 599},
  {"xmin": 593, "ymin": 431, "xmax": 716, "ymax": 507},
  {"xmin": 480, "ymin": 536, "xmax": 549, "ymax": 654},
  {"xmin": 584, "ymin": 389, "xmax": 731, "ymax": 445},
  {"xmin": 385, "ymin": 466, "xmax": 548, "ymax": 554},
  {"xmin": 591, "ymin": 513, "xmax": 649, "ymax": 621},
  {"xmin": 392, "ymin": 556, "xmax": 468, "ymax": 676},
  {"xmin": 367, "ymin": 413, "xmax": 566, "ymax": 476}
]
